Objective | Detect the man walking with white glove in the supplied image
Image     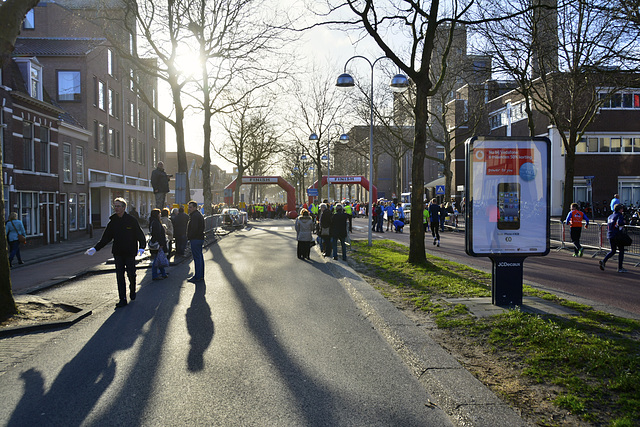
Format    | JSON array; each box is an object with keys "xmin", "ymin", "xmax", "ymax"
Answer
[{"xmin": 86, "ymin": 197, "xmax": 146, "ymax": 308}]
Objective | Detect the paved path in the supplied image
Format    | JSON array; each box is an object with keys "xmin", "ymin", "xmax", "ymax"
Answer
[{"xmin": 0, "ymin": 220, "xmax": 528, "ymax": 426}]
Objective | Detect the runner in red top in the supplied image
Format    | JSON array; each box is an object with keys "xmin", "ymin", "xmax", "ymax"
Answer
[{"xmin": 565, "ymin": 203, "xmax": 590, "ymax": 257}]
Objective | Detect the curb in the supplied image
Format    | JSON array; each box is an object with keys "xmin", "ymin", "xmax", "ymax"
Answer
[
  {"xmin": 0, "ymin": 306, "xmax": 92, "ymax": 337},
  {"xmin": 6, "ymin": 233, "xmax": 223, "ymax": 335},
  {"xmin": 321, "ymin": 252, "xmax": 531, "ymax": 427}
]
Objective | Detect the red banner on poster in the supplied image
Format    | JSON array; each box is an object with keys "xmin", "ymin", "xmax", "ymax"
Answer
[{"xmin": 473, "ymin": 148, "xmax": 534, "ymax": 175}]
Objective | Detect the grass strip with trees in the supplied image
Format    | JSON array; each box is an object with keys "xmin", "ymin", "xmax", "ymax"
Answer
[{"xmin": 350, "ymin": 240, "xmax": 640, "ymax": 427}]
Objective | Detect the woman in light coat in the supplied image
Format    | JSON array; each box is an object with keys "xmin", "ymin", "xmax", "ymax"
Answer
[
  {"xmin": 295, "ymin": 208, "xmax": 314, "ymax": 260},
  {"xmin": 161, "ymin": 208, "xmax": 174, "ymax": 256},
  {"xmin": 5, "ymin": 212, "xmax": 26, "ymax": 267}
]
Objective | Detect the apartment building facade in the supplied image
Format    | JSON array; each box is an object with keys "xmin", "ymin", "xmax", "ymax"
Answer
[{"xmin": 13, "ymin": 0, "xmax": 166, "ymax": 231}]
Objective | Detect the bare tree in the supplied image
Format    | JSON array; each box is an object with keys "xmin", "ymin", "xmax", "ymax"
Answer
[
  {"xmin": 287, "ymin": 68, "xmax": 348, "ymax": 202},
  {"xmin": 215, "ymin": 96, "xmax": 285, "ymax": 204},
  {"xmin": 183, "ymin": 0, "xmax": 292, "ymax": 213},
  {"xmin": 0, "ymin": 0, "xmax": 41, "ymax": 318},
  {"xmin": 96, "ymin": 0, "xmax": 193, "ymax": 198},
  {"xmin": 322, "ymin": 0, "xmax": 474, "ymax": 264},
  {"xmin": 475, "ymin": 0, "xmax": 640, "ymax": 216}
]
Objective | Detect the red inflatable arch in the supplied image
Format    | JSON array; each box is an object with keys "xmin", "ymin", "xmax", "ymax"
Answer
[
  {"xmin": 308, "ymin": 176, "xmax": 377, "ymax": 203},
  {"xmin": 224, "ymin": 176, "xmax": 297, "ymax": 215}
]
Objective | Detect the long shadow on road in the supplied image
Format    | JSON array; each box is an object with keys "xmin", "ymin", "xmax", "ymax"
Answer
[
  {"xmin": 208, "ymin": 243, "xmax": 340, "ymax": 426},
  {"xmin": 8, "ymin": 269, "xmax": 183, "ymax": 426}
]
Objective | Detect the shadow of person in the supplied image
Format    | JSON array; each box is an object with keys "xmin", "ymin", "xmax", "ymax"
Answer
[
  {"xmin": 7, "ymin": 275, "xmax": 182, "ymax": 426},
  {"xmin": 186, "ymin": 280, "xmax": 214, "ymax": 372}
]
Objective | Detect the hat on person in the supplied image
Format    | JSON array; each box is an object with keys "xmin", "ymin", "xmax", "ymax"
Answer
[{"xmin": 335, "ymin": 204, "xmax": 343, "ymax": 211}]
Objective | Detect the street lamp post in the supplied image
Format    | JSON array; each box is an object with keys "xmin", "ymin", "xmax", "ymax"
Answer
[{"xmin": 336, "ymin": 56, "xmax": 409, "ymax": 246}]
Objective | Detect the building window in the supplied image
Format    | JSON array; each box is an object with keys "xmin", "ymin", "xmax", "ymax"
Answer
[
  {"xmin": 20, "ymin": 192, "xmax": 39, "ymax": 235},
  {"xmin": 63, "ymin": 143, "xmax": 72, "ymax": 183},
  {"xmin": 76, "ymin": 146, "xmax": 84, "ymax": 183},
  {"xmin": 69, "ymin": 193, "xmax": 77, "ymax": 231},
  {"xmin": 98, "ymin": 123, "xmax": 106, "ymax": 153},
  {"xmin": 23, "ymin": 9, "xmax": 35, "ymax": 30},
  {"xmin": 489, "ymin": 109, "xmax": 507, "ymax": 130},
  {"xmin": 151, "ymin": 146, "xmax": 157, "ymax": 167},
  {"xmin": 98, "ymin": 80, "xmax": 105, "ymax": 110},
  {"xmin": 23, "ymin": 122, "xmax": 34, "ymax": 171},
  {"xmin": 129, "ymin": 68, "xmax": 135, "ymax": 91},
  {"xmin": 152, "ymin": 116, "xmax": 157, "ymax": 139},
  {"xmin": 619, "ymin": 180, "xmax": 640, "ymax": 206},
  {"xmin": 57, "ymin": 70, "xmax": 81, "ymax": 101},
  {"xmin": 39, "ymin": 126, "xmax": 50, "ymax": 173},
  {"xmin": 116, "ymin": 130, "xmax": 121, "ymax": 158},
  {"xmin": 78, "ymin": 194, "xmax": 87, "ymax": 230},
  {"xmin": 30, "ymin": 64, "xmax": 42, "ymax": 100},
  {"xmin": 107, "ymin": 49, "xmax": 116, "ymax": 77},
  {"xmin": 138, "ymin": 108, "xmax": 144, "ymax": 131},
  {"xmin": 599, "ymin": 90, "xmax": 640, "ymax": 109},
  {"xmin": 129, "ymin": 136, "xmax": 136, "ymax": 162},
  {"xmin": 138, "ymin": 140, "xmax": 145, "ymax": 164},
  {"xmin": 108, "ymin": 88, "xmax": 117, "ymax": 116},
  {"xmin": 574, "ymin": 135, "xmax": 640, "ymax": 154},
  {"xmin": 108, "ymin": 128, "xmax": 115, "ymax": 156}
]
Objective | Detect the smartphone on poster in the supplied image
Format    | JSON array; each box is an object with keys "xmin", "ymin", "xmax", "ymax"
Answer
[{"xmin": 497, "ymin": 183, "xmax": 521, "ymax": 230}]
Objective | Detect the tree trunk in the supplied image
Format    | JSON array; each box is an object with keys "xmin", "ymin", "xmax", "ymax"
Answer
[
  {"xmin": 0, "ymin": 0, "xmax": 41, "ymax": 319},
  {"xmin": 170, "ymin": 78, "xmax": 189, "ymax": 201},
  {"xmin": 408, "ymin": 87, "xmax": 428, "ymax": 264}
]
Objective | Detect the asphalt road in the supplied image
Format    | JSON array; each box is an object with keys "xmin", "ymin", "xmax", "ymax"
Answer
[
  {"xmin": 350, "ymin": 218, "xmax": 640, "ymax": 318},
  {"xmin": 0, "ymin": 221, "xmax": 454, "ymax": 426}
]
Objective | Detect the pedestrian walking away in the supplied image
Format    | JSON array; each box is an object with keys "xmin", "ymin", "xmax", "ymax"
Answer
[
  {"xmin": 172, "ymin": 207, "xmax": 189, "ymax": 256},
  {"xmin": 85, "ymin": 197, "xmax": 146, "ymax": 308},
  {"xmin": 149, "ymin": 208, "xmax": 169, "ymax": 281},
  {"xmin": 5, "ymin": 212, "xmax": 26, "ymax": 268},
  {"xmin": 600, "ymin": 204, "xmax": 627, "ymax": 273},
  {"xmin": 610, "ymin": 193, "xmax": 621, "ymax": 214},
  {"xmin": 319, "ymin": 203, "xmax": 333, "ymax": 257},
  {"xmin": 428, "ymin": 199, "xmax": 441, "ymax": 247},
  {"xmin": 151, "ymin": 161, "xmax": 171, "ymax": 209},
  {"xmin": 187, "ymin": 200, "xmax": 205, "ymax": 282},
  {"xmin": 331, "ymin": 204, "xmax": 349, "ymax": 261},
  {"xmin": 295, "ymin": 208, "xmax": 314, "ymax": 260},
  {"xmin": 566, "ymin": 202, "xmax": 589, "ymax": 257}
]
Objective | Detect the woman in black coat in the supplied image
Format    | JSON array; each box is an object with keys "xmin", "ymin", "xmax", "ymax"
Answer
[{"xmin": 319, "ymin": 203, "xmax": 333, "ymax": 257}]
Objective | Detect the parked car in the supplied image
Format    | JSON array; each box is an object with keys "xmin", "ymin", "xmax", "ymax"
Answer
[{"xmin": 222, "ymin": 208, "xmax": 242, "ymax": 227}]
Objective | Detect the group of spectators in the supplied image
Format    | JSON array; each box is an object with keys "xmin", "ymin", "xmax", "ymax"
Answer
[
  {"xmin": 247, "ymin": 204, "xmax": 288, "ymax": 220},
  {"xmin": 85, "ymin": 197, "xmax": 206, "ymax": 308},
  {"xmin": 295, "ymin": 201, "xmax": 351, "ymax": 261}
]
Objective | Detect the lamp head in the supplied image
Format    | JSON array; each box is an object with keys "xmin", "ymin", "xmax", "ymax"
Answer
[
  {"xmin": 300, "ymin": 154, "xmax": 307, "ymax": 161},
  {"xmin": 309, "ymin": 132, "xmax": 319, "ymax": 141},
  {"xmin": 339, "ymin": 133, "xmax": 349, "ymax": 144},
  {"xmin": 336, "ymin": 73, "xmax": 355, "ymax": 91},
  {"xmin": 390, "ymin": 73, "xmax": 409, "ymax": 93}
]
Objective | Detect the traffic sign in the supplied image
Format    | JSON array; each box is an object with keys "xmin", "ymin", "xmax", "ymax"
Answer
[
  {"xmin": 307, "ymin": 188, "xmax": 318, "ymax": 196},
  {"xmin": 436, "ymin": 185, "xmax": 445, "ymax": 195}
]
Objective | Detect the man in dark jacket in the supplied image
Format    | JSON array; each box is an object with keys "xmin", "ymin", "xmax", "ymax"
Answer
[
  {"xmin": 187, "ymin": 200, "xmax": 205, "ymax": 282},
  {"xmin": 86, "ymin": 197, "xmax": 146, "ymax": 308},
  {"xmin": 151, "ymin": 161, "xmax": 171, "ymax": 208},
  {"xmin": 172, "ymin": 206, "xmax": 190, "ymax": 256},
  {"xmin": 330, "ymin": 204, "xmax": 349, "ymax": 261}
]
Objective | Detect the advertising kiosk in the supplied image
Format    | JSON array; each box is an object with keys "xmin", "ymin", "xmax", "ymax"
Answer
[{"xmin": 465, "ymin": 137, "xmax": 551, "ymax": 306}]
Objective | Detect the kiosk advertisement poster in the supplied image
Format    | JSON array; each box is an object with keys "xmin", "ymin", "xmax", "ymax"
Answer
[{"xmin": 465, "ymin": 137, "xmax": 550, "ymax": 257}]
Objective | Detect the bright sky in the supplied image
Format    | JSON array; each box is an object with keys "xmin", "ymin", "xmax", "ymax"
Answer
[{"xmin": 161, "ymin": 2, "xmax": 392, "ymax": 174}]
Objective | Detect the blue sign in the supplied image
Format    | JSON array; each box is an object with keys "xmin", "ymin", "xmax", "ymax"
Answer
[
  {"xmin": 435, "ymin": 185, "xmax": 445, "ymax": 195},
  {"xmin": 307, "ymin": 188, "xmax": 318, "ymax": 196}
]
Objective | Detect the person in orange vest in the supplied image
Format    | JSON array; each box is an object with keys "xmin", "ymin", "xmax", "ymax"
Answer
[{"xmin": 565, "ymin": 202, "xmax": 590, "ymax": 257}]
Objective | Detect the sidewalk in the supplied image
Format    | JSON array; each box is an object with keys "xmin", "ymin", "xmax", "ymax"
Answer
[{"xmin": 9, "ymin": 231, "xmax": 217, "ymax": 295}]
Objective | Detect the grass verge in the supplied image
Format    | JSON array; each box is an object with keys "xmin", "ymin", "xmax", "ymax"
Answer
[{"xmin": 350, "ymin": 239, "xmax": 640, "ymax": 427}]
